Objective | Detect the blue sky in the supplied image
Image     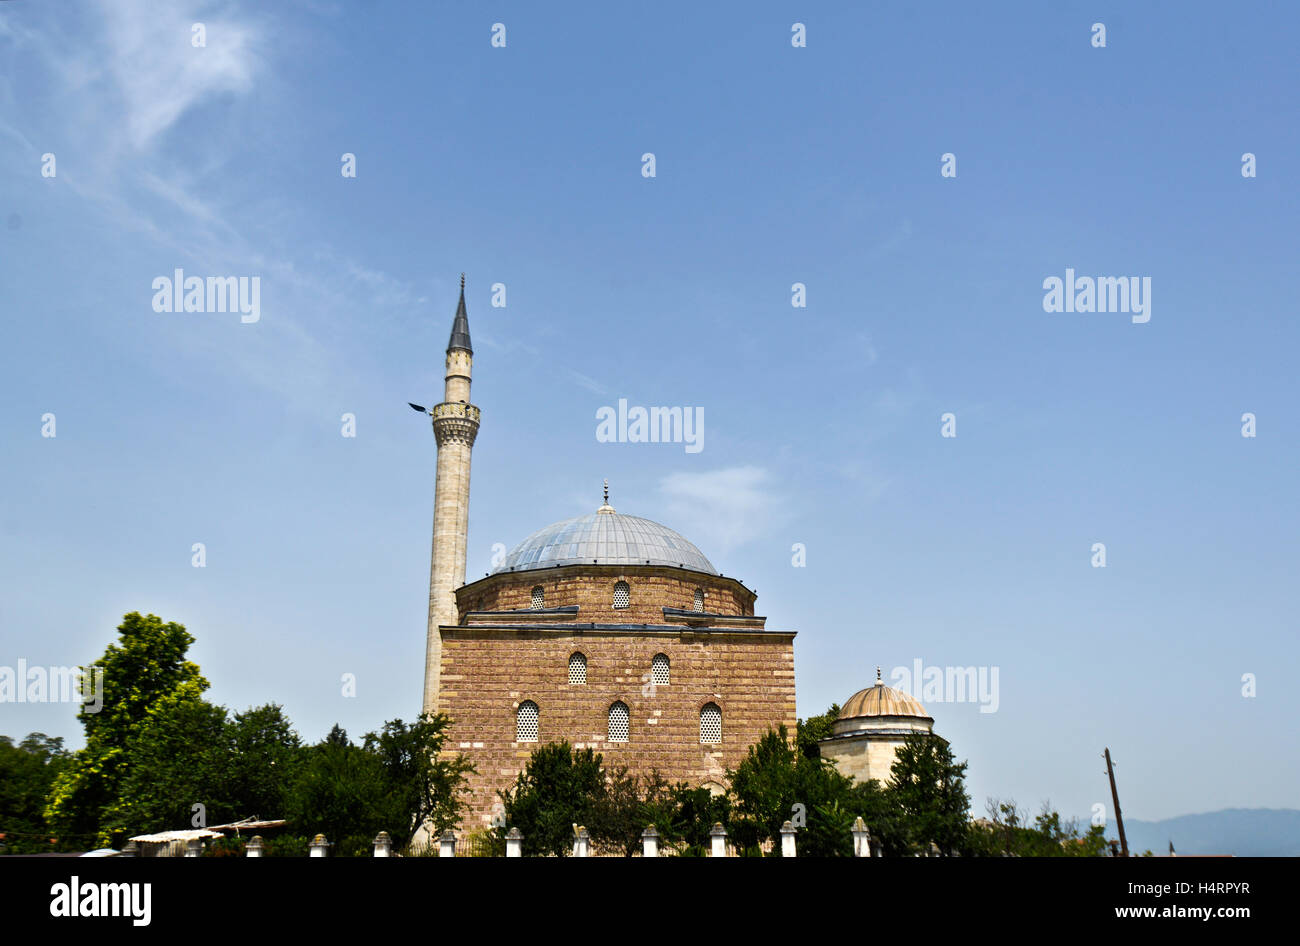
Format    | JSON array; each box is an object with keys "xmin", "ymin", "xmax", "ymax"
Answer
[{"xmin": 1, "ymin": 1, "xmax": 1297, "ymax": 824}]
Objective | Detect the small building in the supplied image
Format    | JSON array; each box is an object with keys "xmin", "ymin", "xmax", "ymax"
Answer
[{"xmin": 819, "ymin": 668, "xmax": 935, "ymax": 784}]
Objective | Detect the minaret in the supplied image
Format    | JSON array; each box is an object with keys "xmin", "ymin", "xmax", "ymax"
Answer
[{"xmin": 424, "ymin": 274, "xmax": 480, "ymax": 714}]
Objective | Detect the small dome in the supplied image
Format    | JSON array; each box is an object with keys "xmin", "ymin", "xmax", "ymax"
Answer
[
  {"xmin": 839, "ymin": 670, "xmax": 931, "ymax": 721},
  {"xmin": 492, "ymin": 511, "xmax": 717, "ymax": 575}
]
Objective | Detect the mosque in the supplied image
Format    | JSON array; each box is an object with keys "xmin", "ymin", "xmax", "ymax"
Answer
[{"xmin": 416, "ymin": 280, "xmax": 936, "ymax": 831}]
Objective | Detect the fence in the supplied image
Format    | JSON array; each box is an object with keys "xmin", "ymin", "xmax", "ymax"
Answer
[{"xmin": 133, "ymin": 817, "xmax": 879, "ymax": 858}]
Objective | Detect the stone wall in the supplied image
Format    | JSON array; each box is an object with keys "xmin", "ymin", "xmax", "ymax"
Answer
[
  {"xmin": 456, "ymin": 565, "xmax": 756, "ymax": 624},
  {"xmin": 439, "ymin": 618, "xmax": 796, "ymax": 832}
]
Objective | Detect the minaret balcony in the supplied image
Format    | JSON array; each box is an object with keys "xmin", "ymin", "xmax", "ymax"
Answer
[{"xmin": 432, "ymin": 402, "xmax": 481, "ymax": 423}]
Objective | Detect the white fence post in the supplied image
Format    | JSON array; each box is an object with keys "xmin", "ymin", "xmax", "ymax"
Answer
[
  {"xmin": 572, "ymin": 826, "xmax": 590, "ymax": 858},
  {"xmin": 373, "ymin": 831, "xmax": 392, "ymax": 857},
  {"xmin": 641, "ymin": 825, "xmax": 660, "ymax": 858},
  {"xmin": 246, "ymin": 836, "xmax": 264, "ymax": 858},
  {"xmin": 439, "ymin": 830, "xmax": 457, "ymax": 858},
  {"xmin": 506, "ymin": 827, "xmax": 523, "ymax": 858},
  {"xmin": 780, "ymin": 820, "xmax": 797, "ymax": 858},
  {"xmin": 309, "ymin": 834, "xmax": 329, "ymax": 857},
  {"xmin": 709, "ymin": 823, "xmax": 727, "ymax": 858},
  {"xmin": 851, "ymin": 817, "xmax": 872, "ymax": 857}
]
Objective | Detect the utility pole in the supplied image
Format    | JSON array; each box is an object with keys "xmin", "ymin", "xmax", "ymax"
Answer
[{"xmin": 1104, "ymin": 747, "xmax": 1129, "ymax": 857}]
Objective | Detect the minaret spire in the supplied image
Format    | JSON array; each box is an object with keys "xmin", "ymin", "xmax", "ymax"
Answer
[
  {"xmin": 447, "ymin": 273, "xmax": 472, "ymax": 355},
  {"xmin": 423, "ymin": 277, "xmax": 481, "ymax": 713}
]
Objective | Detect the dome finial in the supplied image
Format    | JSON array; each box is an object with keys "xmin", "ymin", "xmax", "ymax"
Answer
[
  {"xmin": 597, "ymin": 479, "xmax": 615, "ymax": 515},
  {"xmin": 876, "ymin": 666, "xmax": 882, "ymax": 685},
  {"xmin": 460, "ymin": 272, "xmax": 465, "ymax": 290}
]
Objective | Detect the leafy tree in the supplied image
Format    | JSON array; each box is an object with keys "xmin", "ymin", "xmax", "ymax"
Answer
[
  {"xmin": 106, "ymin": 699, "xmax": 303, "ymax": 837},
  {"xmin": 106, "ymin": 692, "xmax": 230, "ymax": 834},
  {"xmin": 968, "ymin": 799, "xmax": 1108, "ymax": 857},
  {"xmin": 885, "ymin": 732, "xmax": 971, "ymax": 856},
  {"xmin": 796, "ymin": 703, "xmax": 840, "ymax": 759},
  {"xmin": 0, "ymin": 734, "xmax": 71, "ymax": 853},
  {"xmin": 728, "ymin": 724, "xmax": 861, "ymax": 856},
  {"xmin": 650, "ymin": 783, "xmax": 731, "ymax": 856},
  {"xmin": 45, "ymin": 612, "xmax": 209, "ymax": 845},
  {"xmin": 362, "ymin": 713, "xmax": 472, "ymax": 847},
  {"xmin": 496, "ymin": 742, "xmax": 605, "ymax": 856},
  {"xmin": 225, "ymin": 703, "xmax": 303, "ymax": 821},
  {"xmin": 285, "ymin": 726, "xmax": 388, "ymax": 848},
  {"xmin": 585, "ymin": 765, "xmax": 649, "ymax": 856},
  {"xmin": 282, "ymin": 716, "xmax": 471, "ymax": 853},
  {"xmin": 727, "ymin": 726, "xmax": 800, "ymax": 853}
]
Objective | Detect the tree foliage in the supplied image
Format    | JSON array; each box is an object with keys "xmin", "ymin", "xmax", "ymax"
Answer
[
  {"xmin": 967, "ymin": 799, "xmax": 1109, "ymax": 857},
  {"xmin": 0, "ymin": 734, "xmax": 72, "ymax": 853},
  {"xmin": 45, "ymin": 612, "xmax": 208, "ymax": 845},
  {"xmin": 496, "ymin": 741, "xmax": 605, "ymax": 856},
  {"xmin": 886, "ymin": 732, "xmax": 971, "ymax": 856}
]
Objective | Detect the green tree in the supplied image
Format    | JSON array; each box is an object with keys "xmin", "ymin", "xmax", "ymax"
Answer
[
  {"xmin": 657, "ymin": 783, "xmax": 731, "ymax": 856},
  {"xmin": 225, "ymin": 703, "xmax": 303, "ymax": 822},
  {"xmin": 885, "ymin": 732, "xmax": 971, "ymax": 856},
  {"xmin": 106, "ymin": 692, "xmax": 230, "ymax": 835},
  {"xmin": 728, "ymin": 724, "xmax": 861, "ymax": 856},
  {"xmin": 362, "ymin": 713, "xmax": 472, "ymax": 847},
  {"xmin": 496, "ymin": 742, "xmax": 605, "ymax": 857},
  {"xmin": 585, "ymin": 765, "xmax": 648, "ymax": 856},
  {"xmin": 107, "ymin": 699, "xmax": 303, "ymax": 837},
  {"xmin": 796, "ymin": 703, "xmax": 840, "ymax": 759},
  {"xmin": 967, "ymin": 799, "xmax": 1109, "ymax": 857},
  {"xmin": 0, "ymin": 734, "xmax": 71, "ymax": 853},
  {"xmin": 285, "ymin": 726, "xmax": 387, "ymax": 849},
  {"xmin": 45, "ymin": 612, "xmax": 209, "ymax": 845}
]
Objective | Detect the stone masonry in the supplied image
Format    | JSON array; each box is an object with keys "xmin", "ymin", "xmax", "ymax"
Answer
[{"xmin": 439, "ymin": 566, "xmax": 797, "ymax": 831}]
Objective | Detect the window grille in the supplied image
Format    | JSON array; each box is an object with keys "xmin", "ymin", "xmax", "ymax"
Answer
[
  {"xmin": 693, "ymin": 588, "xmax": 705, "ymax": 612},
  {"xmin": 517, "ymin": 701, "xmax": 539, "ymax": 742},
  {"xmin": 569, "ymin": 652, "xmax": 587, "ymax": 685},
  {"xmin": 700, "ymin": 703, "xmax": 722, "ymax": 744},
  {"xmin": 613, "ymin": 581, "xmax": 630, "ymax": 609},
  {"xmin": 608, "ymin": 701, "xmax": 630, "ymax": 742},
  {"xmin": 530, "ymin": 586, "xmax": 544, "ymax": 610},
  {"xmin": 651, "ymin": 653, "xmax": 670, "ymax": 686}
]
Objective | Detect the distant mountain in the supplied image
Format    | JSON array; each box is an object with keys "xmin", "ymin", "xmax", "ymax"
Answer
[{"xmin": 1117, "ymin": 809, "xmax": 1300, "ymax": 857}]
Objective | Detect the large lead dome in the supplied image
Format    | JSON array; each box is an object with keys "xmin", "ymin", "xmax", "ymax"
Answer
[{"xmin": 493, "ymin": 511, "xmax": 717, "ymax": 575}]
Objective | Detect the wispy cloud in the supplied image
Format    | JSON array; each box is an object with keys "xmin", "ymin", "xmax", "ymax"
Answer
[
  {"xmin": 95, "ymin": 2, "xmax": 262, "ymax": 151},
  {"xmin": 658, "ymin": 466, "xmax": 785, "ymax": 554}
]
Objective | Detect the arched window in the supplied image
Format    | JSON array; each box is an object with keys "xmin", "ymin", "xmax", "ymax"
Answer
[
  {"xmin": 651, "ymin": 653, "xmax": 670, "ymax": 687},
  {"xmin": 530, "ymin": 585, "xmax": 544, "ymax": 610},
  {"xmin": 613, "ymin": 580, "xmax": 630, "ymax": 610},
  {"xmin": 700, "ymin": 703, "xmax": 721, "ymax": 744},
  {"xmin": 693, "ymin": 588, "xmax": 705, "ymax": 612},
  {"xmin": 607, "ymin": 701, "xmax": 630, "ymax": 742},
  {"xmin": 516, "ymin": 701, "xmax": 539, "ymax": 742},
  {"xmin": 568, "ymin": 652, "xmax": 587, "ymax": 685}
]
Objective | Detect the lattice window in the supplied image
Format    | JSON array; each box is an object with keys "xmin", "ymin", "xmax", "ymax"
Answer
[
  {"xmin": 530, "ymin": 586, "xmax": 544, "ymax": 610},
  {"xmin": 700, "ymin": 703, "xmax": 721, "ymax": 744},
  {"xmin": 608, "ymin": 701, "xmax": 629, "ymax": 742},
  {"xmin": 516, "ymin": 701, "xmax": 539, "ymax": 742},
  {"xmin": 613, "ymin": 580, "xmax": 630, "ymax": 610},
  {"xmin": 569, "ymin": 652, "xmax": 587, "ymax": 685},
  {"xmin": 693, "ymin": 588, "xmax": 705, "ymax": 612},
  {"xmin": 651, "ymin": 653, "xmax": 670, "ymax": 687}
]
